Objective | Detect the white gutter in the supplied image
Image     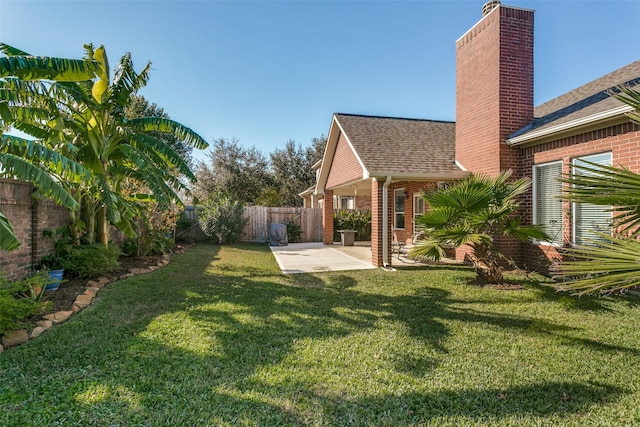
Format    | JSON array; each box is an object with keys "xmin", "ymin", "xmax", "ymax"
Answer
[
  {"xmin": 507, "ymin": 105, "xmax": 633, "ymax": 146},
  {"xmin": 381, "ymin": 176, "xmax": 392, "ymax": 267}
]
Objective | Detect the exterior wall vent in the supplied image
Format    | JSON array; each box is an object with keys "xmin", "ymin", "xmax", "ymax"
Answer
[{"xmin": 482, "ymin": 0, "xmax": 501, "ymax": 16}]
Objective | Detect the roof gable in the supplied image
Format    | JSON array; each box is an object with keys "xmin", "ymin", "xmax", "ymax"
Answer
[{"xmin": 315, "ymin": 113, "xmax": 463, "ymax": 193}]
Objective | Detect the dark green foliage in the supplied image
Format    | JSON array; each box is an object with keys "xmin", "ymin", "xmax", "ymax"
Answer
[
  {"xmin": 36, "ymin": 226, "xmax": 73, "ymax": 270},
  {"xmin": 197, "ymin": 193, "xmax": 248, "ymax": 244},
  {"xmin": 333, "ymin": 210, "xmax": 371, "ymax": 241},
  {"xmin": 286, "ymin": 220, "xmax": 302, "ymax": 243},
  {"xmin": 0, "ymin": 273, "xmax": 51, "ymax": 334},
  {"xmin": 62, "ymin": 244, "xmax": 120, "ymax": 279}
]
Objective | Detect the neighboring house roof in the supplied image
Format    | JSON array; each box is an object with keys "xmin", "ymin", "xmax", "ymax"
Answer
[
  {"xmin": 316, "ymin": 113, "xmax": 464, "ymax": 193},
  {"xmin": 298, "ymin": 185, "xmax": 315, "ymax": 198},
  {"xmin": 508, "ymin": 60, "xmax": 640, "ymax": 145}
]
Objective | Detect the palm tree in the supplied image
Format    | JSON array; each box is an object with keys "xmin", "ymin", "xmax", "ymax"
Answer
[
  {"xmin": 557, "ymin": 86, "xmax": 640, "ymax": 295},
  {"xmin": 410, "ymin": 170, "xmax": 547, "ymax": 284},
  {"xmin": 0, "ymin": 44, "xmax": 98, "ymax": 251},
  {"xmin": 2, "ymin": 43, "xmax": 208, "ymax": 246}
]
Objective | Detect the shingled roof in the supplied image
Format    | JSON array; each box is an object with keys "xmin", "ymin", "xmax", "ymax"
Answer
[
  {"xmin": 509, "ymin": 60, "xmax": 640, "ymax": 144},
  {"xmin": 333, "ymin": 113, "xmax": 461, "ymax": 177}
]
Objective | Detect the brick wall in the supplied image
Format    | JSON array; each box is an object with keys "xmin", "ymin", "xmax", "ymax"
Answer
[
  {"xmin": 355, "ymin": 196, "xmax": 371, "ymax": 210},
  {"xmin": 326, "ymin": 132, "xmax": 364, "ymax": 189},
  {"xmin": 389, "ymin": 181, "xmax": 437, "ymax": 245},
  {"xmin": 322, "ymin": 189, "xmax": 334, "ymax": 245},
  {"xmin": 519, "ymin": 121, "xmax": 640, "ymax": 272},
  {"xmin": 0, "ymin": 179, "xmax": 69, "ymax": 280}
]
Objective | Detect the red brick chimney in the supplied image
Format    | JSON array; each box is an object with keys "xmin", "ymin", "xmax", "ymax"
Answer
[{"xmin": 455, "ymin": 1, "xmax": 534, "ymax": 175}]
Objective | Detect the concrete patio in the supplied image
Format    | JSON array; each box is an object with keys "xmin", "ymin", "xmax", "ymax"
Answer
[
  {"xmin": 269, "ymin": 242, "xmax": 375, "ymax": 274},
  {"xmin": 269, "ymin": 241, "xmax": 434, "ymax": 274}
]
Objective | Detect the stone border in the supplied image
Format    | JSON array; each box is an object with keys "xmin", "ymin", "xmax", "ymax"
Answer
[{"xmin": 0, "ymin": 251, "xmax": 179, "ymax": 353}]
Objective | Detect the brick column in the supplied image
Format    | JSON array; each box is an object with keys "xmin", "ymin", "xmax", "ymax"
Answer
[
  {"xmin": 370, "ymin": 179, "xmax": 387, "ymax": 267},
  {"xmin": 322, "ymin": 190, "xmax": 334, "ymax": 245}
]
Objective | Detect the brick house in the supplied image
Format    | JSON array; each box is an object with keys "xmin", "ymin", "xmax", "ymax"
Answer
[
  {"xmin": 314, "ymin": 1, "xmax": 640, "ymax": 269},
  {"xmin": 299, "ymin": 159, "xmax": 372, "ymax": 210}
]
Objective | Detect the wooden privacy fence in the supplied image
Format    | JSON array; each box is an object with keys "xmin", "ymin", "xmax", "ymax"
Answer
[{"xmin": 176, "ymin": 206, "xmax": 323, "ymax": 243}]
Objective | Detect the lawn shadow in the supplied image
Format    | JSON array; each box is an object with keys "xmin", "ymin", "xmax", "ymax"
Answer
[
  {"xmin": 313, "ymin": 380, "xmax": 624, "ymax": 424},
  {"xmin": 0, "ymin": 243, "xmax": 633, "ymax": 425}
]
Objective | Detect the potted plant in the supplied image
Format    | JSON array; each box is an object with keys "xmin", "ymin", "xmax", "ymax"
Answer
[{"xmin": 36, "ymin": 226, "xmax": 71, "ymax": 291}]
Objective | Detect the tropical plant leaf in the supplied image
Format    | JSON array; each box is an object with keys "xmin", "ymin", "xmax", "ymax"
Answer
[
  {"xmin": 0, "ymin": 44, "xmax": 99, "ymax": 82},
  {"xmin": 0, "ymin": 210, "xmax": 21, "ymax": 251},
  {"xmin": 409, "ymin": 238, "xmax": 447, "ymax": 261},
  {"xmin": 556, "ymin": 232, "xmax": 640, "ymax": 295},
  {"xmin": 563, "ymin": 161, "xmax": 640, "ymax": 237},
  {"xmin": 128, "ymin": 117, "xmax": 208, "ymax": 149},
  {"xmin": 0, "ymin": 152, "xmax": 79, "ymax": 210}
]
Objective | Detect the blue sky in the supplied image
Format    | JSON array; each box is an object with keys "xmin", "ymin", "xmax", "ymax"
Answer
[{"xmin": 1, "ymin": 1, "xmax": 638, "ymax": 163}]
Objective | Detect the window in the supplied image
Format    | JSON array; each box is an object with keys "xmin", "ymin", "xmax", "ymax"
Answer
[
  {"xmin": 414, "ymin": 194, "xmax": 425, "ymax": 235},
  {"xmin": 533, "ymin": 161, "xmax": 563, "ymax": 245},
  {"xmin": 572, "ymin": 152, "xmax": 612, "ymax": 246},
  {"xmin": 334, "ymin": 196, "xmax": 354, "ymax": 210},
  {"xmin": 394, "ymin": 189, "xmax": 405, "ymax": 229}
]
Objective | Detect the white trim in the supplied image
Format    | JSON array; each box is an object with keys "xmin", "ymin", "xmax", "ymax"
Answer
[
  {"xmin": 413, "ymin": 194, "xmax": 425, "ymax": 236},
  {"xmin": 532, "ymin": 160, "xmax": 563, "ymax": 246},
  {"xmin": 368, "ymin": 171, "xmax": 468, "ymax": 181},
  {"xmin": 382, "ymin": 177, "xmax": 392, "ymax": 267},
  {"xmin": 507, "ymin": 105, "xmax": 633, "ymax": 146},
  {"xmin": 454, "ymin": 159, "xmax": 468, "ymax": 172}
]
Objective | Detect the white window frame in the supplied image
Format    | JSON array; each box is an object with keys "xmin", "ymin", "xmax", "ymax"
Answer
[
  {"xmin": 413, "ymin": 194, "xmax": 425, "ymax": 236},
  {"xmin": 394, "ymin": 188, "xmax": 405, "ymax": 230},
  {"xmin": 532, "ymin": 160, "xmax": 563, "ymax": 246},
  {"xmin": 572, "ymin": 152, "xmax": 613, "ymax": 246}
]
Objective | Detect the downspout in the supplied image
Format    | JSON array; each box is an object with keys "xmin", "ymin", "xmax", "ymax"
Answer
[{"xmin": 382, "ymin": 176, "xmax": 392, "ymax": 267}]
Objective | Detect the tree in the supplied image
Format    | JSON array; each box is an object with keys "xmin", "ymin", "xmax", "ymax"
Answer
[
  {"xmin": 269, "ymin": 136, "xmax": 326, "ymax": 207},
  {"xmin": 557, "ymin": 85, "xmax": 640, "ymax": 295},
  {"xmin": 192, "ymin": 138, "xmax": 272, "ymax": 205},
  {"xmin": 410, "ymin": 170, "xmax": 547, "ymax": 284},
  {"xmin": 1, "ymin": 43, "xmax": 208, "ymax": 246},
  {"xmin": 0, "ymin": 44, "xmax": 97, "ymax": 251}
]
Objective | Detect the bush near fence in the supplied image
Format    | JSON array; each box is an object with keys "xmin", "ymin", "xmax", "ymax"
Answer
[
  {"xmin": 333, "ymin": 209, "xmax": 371, "ymax": 242},
  {"xmin": 176, "ymin": 206, "xmax": 324, "ymax": 243}
]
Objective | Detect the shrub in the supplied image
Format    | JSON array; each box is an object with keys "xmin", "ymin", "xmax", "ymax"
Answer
[
  {"xmin": 0, "ymin": 274, "xmax": 51, "ymax": 335},
  {"xmin": 286, "ymin": 220, "xmax": 303, "ymax": 243},
  {"xmin": 62, "ymin": 244, "xmax": 121, "ymax": 279},
  {"xmin": 197, "ymin": 192, "xmax": 247, "ymax": 244},
  {"xmin": 333, "ymin": 210, "xmax": 371, "ymax": 241}
]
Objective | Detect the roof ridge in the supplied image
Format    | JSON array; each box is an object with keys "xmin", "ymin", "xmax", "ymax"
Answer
[
  {"xmin": 535, "ymin": 60, "xmax": 640, "ymax": 113},
  {"xmin": 335, "ymin": 112, "xmax": 454, "ymax": 124}
]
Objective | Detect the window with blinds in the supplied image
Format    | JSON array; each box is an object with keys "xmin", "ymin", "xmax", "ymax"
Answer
[
  {"xmin": 394, "ymin": 189, "xmax": 405, "ymax": 229},
  {"xmin": 572, "ymin": 152, "xmax": 612, "ymax": 246},
  {"xmin": 413, "ymin": 195, "xmax": 425, "ymax": 235},
  {"xmin": 533, "ymin": 161, "xmax": 563, "ymax": 245}
]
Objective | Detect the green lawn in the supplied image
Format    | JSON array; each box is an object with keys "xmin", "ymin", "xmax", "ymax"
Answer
[{"xmin": 2, "ymin": 243, "xmax": 640, "ymax": 426}]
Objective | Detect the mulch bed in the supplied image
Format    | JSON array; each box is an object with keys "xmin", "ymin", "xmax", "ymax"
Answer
[{"xmin": 41, "ymin": 254, "xmax": 163, "ymax": 313}]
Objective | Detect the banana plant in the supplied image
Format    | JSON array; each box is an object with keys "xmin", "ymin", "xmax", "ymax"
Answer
[
  {"xmin": 0, "ymin": 45, "xmax": 98, "ymax": 251},
  {"xmin": 3, "ymin": 43, "xmax": 208, "ymax": 246}
]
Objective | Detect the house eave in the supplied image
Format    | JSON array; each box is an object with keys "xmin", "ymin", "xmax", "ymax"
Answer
[
  {"xmin": 368, "ymin": 170, "xmax": 469, "ymax": 182},
  {"xmin": 506, "ymin": 105, "xmax": 634, "ymax": 147}
]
